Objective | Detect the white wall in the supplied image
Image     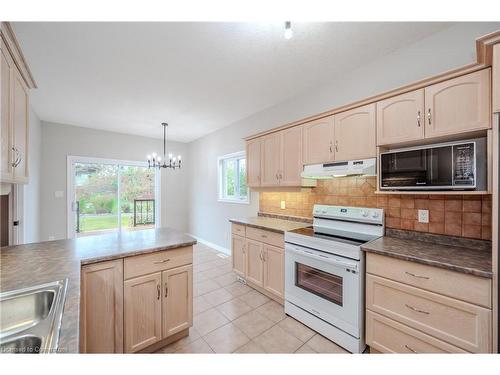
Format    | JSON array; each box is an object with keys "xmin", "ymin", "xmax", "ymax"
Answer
[
  {"xmin": 23, "ymin": 107, "xmax": 42, "ymax": 243},
  {"xmin": 40, "ymin": 122, "xmax": 189, "ymax": 241},
  {"xmin": 187, "ymin": 22, "xmax": 500, "ymax": 250}
]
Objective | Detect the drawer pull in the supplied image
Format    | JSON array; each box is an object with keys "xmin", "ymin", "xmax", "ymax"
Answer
[
  {"xmin": 404, "ymin": 344, "xmax": 418, "ymax": 353},
  {"xmin": 261, "ymin": 234, "xmax": 267, "ymax": 238},
  {"xmin": 153, "ymin": 259, "xmax": 171, "ymax": 264},
  {"xmin": 405, "ymin": 271, "xmax": 430, "ymax": 280},
  {"xmin": 405, "ymin": 304, "xmax": 429, "ymax": 315}
]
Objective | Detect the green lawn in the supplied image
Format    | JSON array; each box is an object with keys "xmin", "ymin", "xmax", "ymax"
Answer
[{"xmin": 79, "ymin": 213, "xmax": 137, "ymax": 232}]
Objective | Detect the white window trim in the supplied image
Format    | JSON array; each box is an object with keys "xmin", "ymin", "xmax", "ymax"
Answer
[
  {"xmin": 217, "ymin": 151, "xmax": 250, "ymax": 205},
  {"xmin": 66, "ymin": 155, "xmax": 161, "ymax": 239}
]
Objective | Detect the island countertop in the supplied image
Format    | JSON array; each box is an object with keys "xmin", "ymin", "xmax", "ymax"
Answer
[{"xmin": 0, "ymin": 228, "xmax": 196, "ymax": 353}]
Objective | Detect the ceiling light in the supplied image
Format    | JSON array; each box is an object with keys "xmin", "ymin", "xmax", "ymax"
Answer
[
  {"xmin": 284, "ymin": 21, "xmax": 293, "ymax": 40},
  {"xmin": 147, "ymin": 122, "xmax": 181, "ymax": 170}
]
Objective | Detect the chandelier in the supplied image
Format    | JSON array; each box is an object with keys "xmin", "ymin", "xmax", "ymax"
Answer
[{"xmin": 147, "ymin": 122, "xmax": 181, "ymax": 169}]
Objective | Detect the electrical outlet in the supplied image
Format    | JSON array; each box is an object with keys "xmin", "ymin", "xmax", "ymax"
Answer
[
  {"xmin": 280, "ymin": 200, "xmax": 286, "ymax": 209},
  {"xmin": 418, "ymin": 209, "xmax": 429, "ymax": 223}
]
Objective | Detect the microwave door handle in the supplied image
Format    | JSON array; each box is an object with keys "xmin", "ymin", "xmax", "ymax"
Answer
[{"xmin": 286, "ymin": 246, "xmax": 358, "ymax": 271}]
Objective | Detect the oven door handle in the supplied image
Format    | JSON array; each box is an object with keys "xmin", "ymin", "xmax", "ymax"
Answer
[{"xmin": 286, "ymin": 245, "xmax": 359, "ymax": 272}]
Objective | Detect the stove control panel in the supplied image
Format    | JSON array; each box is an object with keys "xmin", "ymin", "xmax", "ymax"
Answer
[{"xmin": 313, "ymin": 204, "xmax": 384, "ymax": 225}]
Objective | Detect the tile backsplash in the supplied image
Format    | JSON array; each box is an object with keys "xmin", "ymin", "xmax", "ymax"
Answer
[{"xmin": 258, "ymin": 177, "xmax": 492, "ymax": 240}]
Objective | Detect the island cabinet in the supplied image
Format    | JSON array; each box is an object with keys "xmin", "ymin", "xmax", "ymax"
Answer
[
  {"xmin": 79, "ymin": 245, "xmax": 194, "ymax": 353},
  {"xmin": 231, "ymin": 223, "xmax": 285, "ymax": 302},
  {"xmin": 365, "ymin": 253, "xmax": 492, "ymax": 353}
]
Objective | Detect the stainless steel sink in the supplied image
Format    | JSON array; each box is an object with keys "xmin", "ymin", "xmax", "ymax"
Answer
[{"xmin": 0, "ymin": 279, "xmax": 68, "ymax": 354}]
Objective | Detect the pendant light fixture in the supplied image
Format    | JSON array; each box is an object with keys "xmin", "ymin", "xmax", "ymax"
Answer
[
  {"xmin": 284, "ymin": 21, "xmax": 293, "ymax": 40},
  {"xmin": 147, "ymin": 122, "xmax": 181, "ymax": 169}
]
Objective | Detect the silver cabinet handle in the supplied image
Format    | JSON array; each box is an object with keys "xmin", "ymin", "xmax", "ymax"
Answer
[
  {"xmin": 417, "ymin": 111, "xmax": 421, "ymax": 127},
  {"xmin": 261, "ymin": 234, "xmax": 267, "ymax": 238},
  {"xmin": 405, "ymin": 271, "xmax": 429, "ymax": 280},
  {"xmin": 335, "ymin": 140, "xmax": 339, "ymax": 152},
  {"xmin": 11, "ymin": 147, "xmax": 21, "ymax": 168},
  {"xmin": 405, "ymin": 304, "xmax": 429, "ymax": 315},
  {"xmin": 242, "ymin": 244, "xmax": 246, "ymax": 254},
  {"xmin": 427, "ymin": 108, "xmax": 432, "ymax": 125},
  {"xmin": 405, "ymin": 344, "xmax": 418, "ymax": 353},
  {"xmin": 262, "ymin": 250, "xmax": 266, "ymax": 262},
  {"xmin": 165, "ymin": 283, "xmax": 168, "ymax": 298},
  {"xmin": 329, "ymin": 141, "xmax": 333, "ymax": 153},
  {"xmin": 153, "ymin": 259, "xmax": 171, "ymax": 264},
  {"xmin": 157, "ymin": 284, "xmax": 161, "ymax": 300},
  {"xmin": 259, "ymin": 250, "xmax": 263, "ymax": 261}
]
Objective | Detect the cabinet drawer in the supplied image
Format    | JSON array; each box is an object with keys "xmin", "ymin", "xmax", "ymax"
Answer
[
  {"xmin": 366, "ymin": 253, "xmax": 491, "ymax": 308},
  {"xmin": 366, "ymin": 310, "xmax": 466, "ymax": 353},
  {"xmin": 366, "ymin": 274, "xmax": 491, "ymax": 353},
  {"xmin": 231, "ymin": 223, "xmax": 246, "ymax": 236},
  {"xmin": 246, "ymin": 227, "xmax": 284, "ymax": 248},
  {"xmin": 124, "ymin": 246, "xmax": 193, "ymax": 280}
]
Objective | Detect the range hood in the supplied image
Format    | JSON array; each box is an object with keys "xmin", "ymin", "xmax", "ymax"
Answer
[{"xmin": 301, "ymin": 158, "xmax": 376, "ymax": 179}]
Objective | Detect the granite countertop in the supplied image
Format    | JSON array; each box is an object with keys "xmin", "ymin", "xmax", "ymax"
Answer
[
  {"xmin": 229, "ymin": 216, "xmax": 310, "ymax": 233},
  {"xmin": 361, "ymin": 235, "xmax": 492, "ymax": 278},
  {"xmin": 0, "ymin": 228, "xmax": 196, "ymax": 353}
]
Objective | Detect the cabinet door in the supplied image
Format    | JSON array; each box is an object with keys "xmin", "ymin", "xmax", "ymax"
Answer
[
  {"xmin": 80, "ymin": 259, "xmax": 124, "ymax": 353},
  {"xmin": 334, "ymin": 103, "xmax": 376, "ymax": 160},
  {"xmin": 246, "ymin": 138, "xmax": 261, "ymax": 187},
  {"xmin": 232, "ymin": 234, "xmax": 246, "ymax": 277},
  {"xmin": 260, "ymin": 133, "xmax": 281, "ymax": 186},
  {"xmin": 162, "ymin": 264, "xmax": 193, "ymax": 338},
  {"xmin": 376, "ymin": 89, "xmax": 425, "ymax": 145},
  {"xmin": 245, "ymin": 238, "xmax": 263, "ymax": 286},
  {"xmin": 494, "ymin": 45, "xmax": 500, "ymax": 113},
  {"xmin": 303, "ymin": 116, "xmax": 334, "ymax": 165},
  {"xmin": 12, "ymin": 68, "xmax": 28, "ymax": 183},
  {"xmin": 424, "ymin": 69, "xmax": 491, "ymax": 139},
  {"xmin": 124, "ymin": 272, "xmax": 162, "ymax": 352},
  {"xmin": 263, "ymin": 244, "xmax": 284, "ymax": 299},
  {"xmin": 0, "ymin": 40, "xmax": 13, "ymax": 182},
  {"xmin": 280, "ymin": 126, "xmax": 303, "ymax": 186}
]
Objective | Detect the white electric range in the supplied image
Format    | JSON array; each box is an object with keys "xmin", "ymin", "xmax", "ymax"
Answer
[{"xmin": 284, "ymin": 204, "xmax": 384, "ymax": 353}]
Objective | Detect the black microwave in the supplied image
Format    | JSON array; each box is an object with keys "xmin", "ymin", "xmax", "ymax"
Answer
[{"xmin": 380, "ymin": 138, "xmax": 487, "ymax": 191}]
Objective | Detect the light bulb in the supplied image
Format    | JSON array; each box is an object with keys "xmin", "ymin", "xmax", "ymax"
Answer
[
  {"xmin": 169, "ymin": 153, "xmax": 173, "ymax": 160},
  {"xmin": 173, "ymin": 157, "xmax": 176, "ymax": 162},
  {"xmin": 284, "ymin": 21, "xmax": 293, "ymax": 40},
  {"xmin": 157, "ymin": 156, "xmax": 161, "ymax": 162},
  {"xmin": 178, "ymin": 155, "xmax": 181, "ymax": 160},
  {"xmin": 147, "ymin": 155, "xmax": 151, "ymax": 160},
  {"xmin": 152, "ymin": 152, "xmax": 157, "ymax": 158}
]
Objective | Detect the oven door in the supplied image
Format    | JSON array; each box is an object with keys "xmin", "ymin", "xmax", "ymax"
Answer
[{"xmin": 285, "ymin": 243, "xmax": 362, "ymax": 337}]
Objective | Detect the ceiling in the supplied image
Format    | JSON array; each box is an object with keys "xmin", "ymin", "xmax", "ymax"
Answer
[{"xmin": 12, "ymin": 22, "xmax": 454, "ymax": 142}]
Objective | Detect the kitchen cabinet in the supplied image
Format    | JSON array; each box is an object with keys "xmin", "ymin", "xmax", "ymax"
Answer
[
  {"xmin": 494, "ymin": 44, "xmax": 500, "ymax": 113},
  {"xmin": 231, "ymin": 234, "xmax": 246, "ymax": 277},
  {"xmin": 303, "ymin": 116, "xmax": 335, "ymax": 165},
  {"xmin": 80, "ymin": 259, "xmax": 123, "ymax": 353},
  {"xmin": 124, "ymin": 272, "xmax": 163, "ymax": 353},
  {"xmin": 334, "ymin": 103, "xmax": 376, "ymax": 161},
  {"xmin": 263, "ymin": 244, "xmax": 284, "ymax": 299},
  {"xmin": 162, "ymin": 265, "xmax": 193, "ymax": 338},
  {"xmin": 376, "ymin": 89, "xmax": 425, "ymax": 145},
  {"xmin": 280, "ymin": 125, "xmax": 303, "ymax": 186},
  {"xmin": 260, "ymin": 132, "xmax": 281, "ymax": 186},
  {"xmin": 246, "ymin": 137, "xmax": 261, "ymax": 187},
  {"xmin": 424, "ymin": 69, "xmax": 491, "ymax": 139},
  {"xmin": 0, "ymin": 34, "xmax": 31, "ymax": 184},
  {"xmin": 245, "ymin": 238, "xmax": 264, "ymax": 286}
]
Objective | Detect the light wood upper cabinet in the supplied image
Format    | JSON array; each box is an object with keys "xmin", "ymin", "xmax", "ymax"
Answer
[
  {"xmin": 424, "ymin": 69, "xmax": 491, "ymax": 139},
  {"xmin": 0, "ymin": 40, "xmax": 13, "ymax": 181},
  {"xmin": 494, "ymin": 44, "xmax": 500, "ymax": 113},
  {"xmin": 162, "ymin": 265, "xmax": 193, "ymax": 339},
  {"xmin": 334, "ymin": 103, "xmax": 376, "ymax": 161},
  {"xmin": 12, "ymin": 68, "xmax": 28, "ymax": 183},
  {"xmin": 231, "ymin": 234, "xmax": 246, "ymax": 277},
  {"xmin": 246, "ymin": 137, "xmax": 261, "ymax": 187},
  {"xmin": 80, "ymin": 259, "xmax": 124, "ymax": 353},
  {"xmin": 303, "ymin": 116, "xmax": 335, "ymax": 165},
  {"xmin": 260, "ymin": 132, "xmax": 281, "ymax": 186},
  {"xmin": 376, "ymin": 89, "xmax": 425, "ymax": 145},
  {"xmin": 263, "ymin": 244, "xmax": 284, "ymax": 299},
  {"xmin": 124, "ymin": 272, "xmax": 162, "ymax": 353},
  {"xmin": 279, "ymin": 126, "xmax": 303, "ymax": 186},
  {"xmin": 245, "ymin": 238, "xmax": 264, "ymax": 286}
]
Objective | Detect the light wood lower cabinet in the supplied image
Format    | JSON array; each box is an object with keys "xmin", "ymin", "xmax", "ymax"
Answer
[
  {"xmin": 231, "ymin": 223, "xmax": 285, "ymax": 302},
  {"xmin": 80, "ymin": 259, "xmax": 124, "ymax": 353},
  {"xmin": 124, "ymin": 272, "xmax": 162, "ymax": 353},
  {"xmin": 366, "ymin": 253, "xmax": 492, "ymax": 353},
  {"xmin": 162, "ymin": 265, "xmax": 193, "ymax": 338}
]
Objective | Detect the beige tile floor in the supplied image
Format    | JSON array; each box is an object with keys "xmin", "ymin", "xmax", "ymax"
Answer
[{"xmin": 155, "ymin": 243, "xmax": 349, "ymax": 354}]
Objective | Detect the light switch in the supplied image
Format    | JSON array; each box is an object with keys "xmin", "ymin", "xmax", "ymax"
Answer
[
  {"xmin": 54, "ymin": 191, "xmax": 64, "ymax": 198},
  {"xmin": 280, "ymin": 200, "xmax": 286, "ymax": 209},
  {"xmin": 418, "ymin": 209, "xmax": 429, "ymax": 223}
]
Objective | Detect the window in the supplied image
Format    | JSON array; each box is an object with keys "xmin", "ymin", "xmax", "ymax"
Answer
[{"xmin": 218, "ymin": 151, "xmax": 249, "ymax": 204}]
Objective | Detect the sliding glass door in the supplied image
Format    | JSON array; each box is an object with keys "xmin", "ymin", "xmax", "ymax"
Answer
[{"xmin": 68, "ymin": 157, "xmax": 159, "ymax": 238}]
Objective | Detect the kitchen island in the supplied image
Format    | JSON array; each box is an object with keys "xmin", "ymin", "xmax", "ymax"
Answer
[{"xmin": 0, "ymin": 228, "xmax": 196, "ymax": 353}]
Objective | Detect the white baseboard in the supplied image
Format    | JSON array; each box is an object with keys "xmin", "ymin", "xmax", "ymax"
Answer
[{"xmin": 188, "ymin": 234, "xmax": 230, "ymax": 255}]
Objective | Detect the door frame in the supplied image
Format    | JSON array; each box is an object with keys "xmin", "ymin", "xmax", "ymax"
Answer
[{"xmin": 66, "ymin": 155, "xmax": 161, "ymax": 239}]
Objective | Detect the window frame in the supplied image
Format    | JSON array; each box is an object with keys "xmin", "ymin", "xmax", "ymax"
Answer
[{"xmin": 217, "ymin": 151, "xmax": 250, "ymax": 204}]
